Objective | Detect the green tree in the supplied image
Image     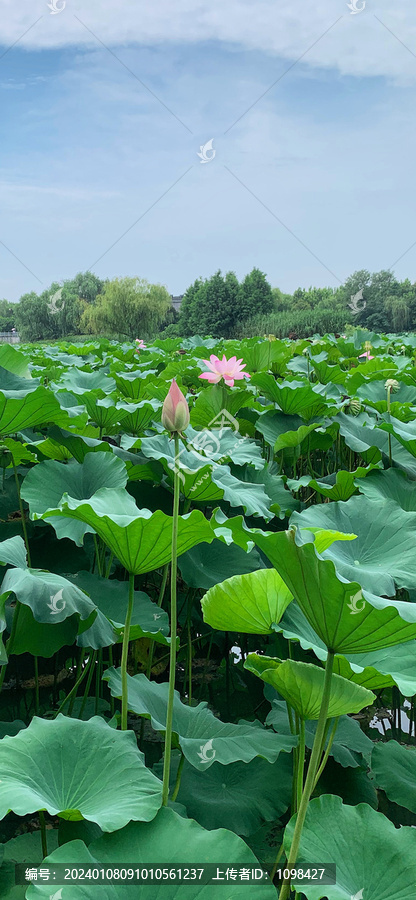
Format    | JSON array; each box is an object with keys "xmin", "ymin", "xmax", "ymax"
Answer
[
  {"xmin": 81, "ymin": 277, "xmax": 171, "ymax": 340},
  {"xmin": 15, "ymin": 292, "xmax": 57, "ymax": 342},
  {"xmin": 66, "ymin": 271, "xmax": 105, "ymax": 304},
  {"xmin": 0, "ymin": 299, "xmax": 16, "ymax": 332},
  {"xmin": 239, "ymin": 268, "xmax": 274, "ymax": 320},
  {"xmin": 179, "ymin": 270, "xmax": 241, "ymax": 338}
]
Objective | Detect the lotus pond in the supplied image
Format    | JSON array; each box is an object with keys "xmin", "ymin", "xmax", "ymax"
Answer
[{"xmin": 1, "ymin": 330, "xmax": 416, "ymax": 899}]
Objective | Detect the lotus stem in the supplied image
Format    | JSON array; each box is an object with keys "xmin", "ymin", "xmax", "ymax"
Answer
[
  {"xmin": 162, "ymin": 431, "xmax": 180, "ymax": 806},
  {"xmin": 39, "ymin": 810, "xmax": 48, "ymax": 858},
  {"xmin": 171, "ymin": 751, "xmax": 185, "ymax": 802},
  {"xmin": 13, "ymin": 461, "xmax": 31, "ymax": 567},
  {"xmin": 120, "ymin": 573, "xmax": 135, "ymax": 730},
  {"xmin": 278, "ymin": 650, "xmax": 335, "ymax": 900}
]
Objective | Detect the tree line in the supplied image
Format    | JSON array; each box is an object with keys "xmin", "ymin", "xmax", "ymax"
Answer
[{"xmin": 2, "ymin": 266, "xmax": 416, "ymax": 342}]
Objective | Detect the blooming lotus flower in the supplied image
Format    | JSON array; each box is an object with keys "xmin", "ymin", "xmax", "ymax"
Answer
[
  {"xmin": 199, "ymin": 354, "xmax": 250, "ymax": 388},
  {"xmin": 358, "ymin": 351, "xmax": 374, "ymax": 361},
  {"xmin": 162, "ymin": 379, "xmax": 190, "ymax": 433},
  {"xmin": 135, "ymin": 339, "xmax": 147, "ymax": 351}
]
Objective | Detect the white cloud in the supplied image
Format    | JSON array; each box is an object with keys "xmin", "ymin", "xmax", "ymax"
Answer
[{"xmin": 1, "ymin": 0, "xmax": 416, "ymax": 81}]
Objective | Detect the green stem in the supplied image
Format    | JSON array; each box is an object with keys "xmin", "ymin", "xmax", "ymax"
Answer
[
  {"xmin": 53, "ymin": 651, "xmax": 91, "ymax": 717},
  {"xmin": 278, "ymin": 651, "xmax": 334, "ymax": 900},
  {"xmin": 68, "ymin": 649, "xmax": 86, "ymax": 716},
  {"xmin": 105, "ymin": 552, "xmax": 114, "ymax": 578},
  {"xmin": 34, "ymin": 656, "xmax": 40, "ymax": 716},
  {"xmin": 270, "ymin": 842, "xmax": 285, "ymax": 881},
  {"xmin": 145, "ymin": 564, "xmax": 169, "ymax": 681},
  {"xmin": 121, "ymin": 573, "xmax": 135, "ymax": 730},
  {"xmin": 93, "ymin": 535, "xmax": 103, "ymax": 577},
  {"xmin": 387, "ymin": 387, "xmax": 392, "ymax": 465},
  {"xmin": 79, "ymin": 650, "xmax": 97, "ymax": 719},
  {"xmin": 39, "ymin": 811, "xmax": 48, "ymax": 859},
  {"xmin": 296, "ymin": 719, "xmax": 306, "ymax": 810},
  {"xmin": 313, "ymin": 717, "xmax": 339, "ymax": 790},
  {"xmin": 13, "ymin": 461, "xmax": 31, "ymax": 566},
  {"xmin": 0, "ymin": 599, "xmax": 23, "ymax": 693},
  {"xmin": 171, "ymin": 751, "xmax": 185, "ymax": 803},
  {"xmin": 162, "ymin": 432, "xmax": 180, "ymax": 806}
]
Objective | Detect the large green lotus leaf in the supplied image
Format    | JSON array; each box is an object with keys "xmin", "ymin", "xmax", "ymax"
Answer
[
  {"xmin": 81, "ymin": 393, "xmax": 122, "ymax": 432},
  {"xmin": 357, "ymin": 378, "xmax": 416, "ymax": 404},
  {"xmin": 52, "ymin": 368, "xmax": 116, "ymax": 394},
  {"xmin": 201, "ymin": 569, "xmax": 293, "ymax": 633},
  {"xmin": 378, "ymin": 414, "xmax": 416, "ymax": 458},
  {"xmin": 113, "ymin": 368, "xmax": 159, "ymax": 400},
  {"xmin": 131, "ymin": 431, "xmax": 209, "ymax": 471},
  {"xmin": 190, "ymin": 383, "xmax": 255, "ymax": 430},
  {"xmin": 266, "ymin": 699, "xmax": 373, "ymax": 768},
  {"xmin": 0, "ymin": 368, "xmax": 39, "ymax": 394},
  {"xmin": 251, "ymin": 375, "xmax": 330, "ymax": 417},
  {"xmin": 131, "ymin": 433, "xmax": 271, "ymax": 514},
  {"xmin": 277, "ymin": 600, "xmax": 416, "ymax": 695},
  {"xmin": 180, "ymin": 423, "xmax": 264, "ymax": 470},
  {"xmin": 199, "ymin": 465, "xmax": 273, "ymax": 519},
  {"xmin": 0, "ymin": 382, "xmax": 68, "ymax": 435},
  {"xmin": 0, "ymin": 720, "xmax": 26, "ymax": 738},
  {"xmin": 21, "ymin": 453, "xmax": 128, "ymax": 546},
  {"xmin": 26, "ymin": 807, "xmax": 277, "ymax": 899},
  {"xmin": 178, "ymin": 540, "xmax": 263, "ymax": 590},
  {"xmin": 251, "ymin": 529, "xmax": 416, "ymax": 653},
  {"xmin": 103, "ymin": 668, "xmax": 297, "ymax": 769},
  {"xmin": 311, "ymin": 358, "xmax": 346, "ymax": 385},
  {"xmin": 3, "ymin": 601, "xmax": 79, "ymax": 657},
  {"xmin": 336, "ymin": 409, "xmax": 416, "ymax": 475},
  {"xmin": 116, "ymin": 398, "xmax": 162, "ymax": 433},
  {"xmin": 357, "ymin": 467, "xmax": 416, "ymax": 509},
  {"xmin": 371, "ymin": 741, "xmax": 416, "ymax": 814},
  {"xmin": 33, "ymin": 488, "xmax": 215, "ymax": 574},
  {"xmin": 0, "ymin": 831, "xmax": 59, "ymax": 900},
  {"xmin": 245, "ymin": 655, "xmax": 374, "ymax": 719},
  {"xmin": 1, "ymin": 567, "xmax": 97, "ymax": 625},
  {"xmin": 1, "ymin": 437, "xmax": 37, "ymax": 466},
  {"xmin": 155, "ymin": 751, "xmax": 293, "ymax": 836},
  {"xmin": 67, "ymin": 571, "xmax": 170, "ymax": 648},
  {"xmin": 42, "ymin": 425, "xmax": 114, "ymax": 462},
  {"xmin": 290, "ymin": 496, "xmax": 416, "ymax": 596},
  {"xmin": 304, "ymin": 466, "xmax": 380, "ymax": 502},
  {"xmin": 256, "ymin": 410, "xmax": 322, "ymax": 451},
  {"xmin": 236, "ymin": 464, "xmax": 300, "ymax": 518},
  {"xmin": 0, "ymin": 535, "xmax": 27, "ymax": 568},
  {"xmin": 240, "ymin": 340, "xmax": 291, "ymax": 375},
  {"xmin": 0, "ymin": 715, "xmax": 162, "ymax": 830},
  {"xmin": 0, "ymin": 344, "xmax": 31, "ymax": 378},
  {"xmin": 43, "ymin": 426, "xmax": 159, "ymax": 482},
  {"xmin": 284, "ymin": 793, "xmax": 416, "ymax": 899}
]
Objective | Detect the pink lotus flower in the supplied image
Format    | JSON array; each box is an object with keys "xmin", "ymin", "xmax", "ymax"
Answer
[
  {"xmin": 199, "ymin": 354, "xmax": 250, "ymax": 388},
  {"xmin": 358, "ymin": 351, "xmax": 374, "ymax": 361},
  {"xmin": 162, "ymin": 379, "xmax": 190, "ymax": 433},
  {"xmin": 135, "ymin": 339, "xmax": 147, "ymax": 351}
]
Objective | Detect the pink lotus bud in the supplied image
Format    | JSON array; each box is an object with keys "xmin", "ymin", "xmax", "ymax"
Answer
[{"xmin": 162, "ymin": 379, "xmax": 190, "ymax": 433}]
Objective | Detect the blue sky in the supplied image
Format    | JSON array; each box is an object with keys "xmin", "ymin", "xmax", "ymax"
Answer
[{"xmin": 1, "ymin": 0, "xmax": 416, "ymax": 301}]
